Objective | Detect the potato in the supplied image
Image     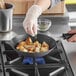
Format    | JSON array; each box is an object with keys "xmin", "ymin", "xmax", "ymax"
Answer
[
  {"xmin": 42, "ymin": 41, "xmax": 49, "ymax": 48},
  {"xmin": 16, "ymin": 37, "xmax": 49, "ymax": 53},
  {"xmin": 25, "ymin": 37, "xmax": 32, "ymax": 45},
  {"xmin": 40, "ymin": 47, "xmax": 48, "ymax": 52},
  {"xmin": 35, "ymin": 47, "xmax": 40, "ymax": 53},
  {"xmin": 18, "ymin": 46, "xmax": 28, "ymax": 52},
  {"xmin": 34, "ymin": 41, "xmax": 41, "ymax": 47},
  {"xmin": 19, "ymin": 41, "xmax": 26, "ymax": 46}
]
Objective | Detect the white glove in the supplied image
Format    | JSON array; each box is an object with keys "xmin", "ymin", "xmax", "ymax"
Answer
[{"xmin": 23, "ymin": 5, "xmax": 42, "ymax": 36}]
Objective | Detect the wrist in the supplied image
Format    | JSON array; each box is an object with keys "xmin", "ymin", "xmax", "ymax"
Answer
[{"xmin": 25, "ymin": 5, "xmax": 42, "ymax": 20}]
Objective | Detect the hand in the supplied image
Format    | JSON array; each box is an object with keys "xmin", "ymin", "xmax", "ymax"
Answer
[
  {"xmin": 23, "ymin": 5, "xmax": 42, "ymax": 36},
  {"xmin": 67, "ymin": 30, "xmax": 76, "ymax": 42},
  {"xmin": 23, "ymin": 19, "xmax": 37, "ymax": 36}
]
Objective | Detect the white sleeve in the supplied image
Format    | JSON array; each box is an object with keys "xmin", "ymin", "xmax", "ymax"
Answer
[{"xmin": 49, "ymin": 0, "xmax": 61, "ymax": 8}]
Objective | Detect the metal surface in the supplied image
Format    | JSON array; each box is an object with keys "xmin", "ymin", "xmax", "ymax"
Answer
[
  {"xmin": 0, "ymin": 3, "xmax": 13, "ymax": 32},
  {"xmin": 49, "ymin": 66, "xmax": 65, "ymax": 76},
  {"xmin": 0, "ymin": 31, "xmax": 17, "ymax": 41},
  {"xmin": 0, "ymin": 11, "xmax": 76, "ymax": 75},
  {"xmin": 61, "ymin": 40, "xmax": 76, "ymax": 76},
  {"xmin": 0, "ymin": 40, "xmax": 74, "ymax": 76}
]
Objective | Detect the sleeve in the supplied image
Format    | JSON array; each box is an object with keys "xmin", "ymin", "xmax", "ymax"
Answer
[{"xmin": 49, "ymin": 0, "xmax": 61, "ymax": 9}]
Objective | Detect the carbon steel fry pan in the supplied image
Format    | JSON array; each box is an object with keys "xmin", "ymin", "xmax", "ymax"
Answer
[{"xmin": 6, "ymin": 34, "xmax": 57, "ymax": 57}]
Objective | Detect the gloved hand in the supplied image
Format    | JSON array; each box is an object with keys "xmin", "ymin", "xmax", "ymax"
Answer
[{"xmin": 23, "ymin": 5, "xmax": 42, "ymax": 36}]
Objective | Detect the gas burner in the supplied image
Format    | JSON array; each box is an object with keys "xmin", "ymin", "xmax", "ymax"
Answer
[
  {"xmin": 22, "ymin": 57, "xmax": 45, "ymax": 65},
  {"xmin": 0, "ymin": 41, "xmax": 74, "ymax": 76}
]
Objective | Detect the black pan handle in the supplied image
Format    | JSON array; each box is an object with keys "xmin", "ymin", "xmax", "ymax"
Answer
[{"xmin": 62, "ymin": 33, "xmax": 76, "ymax": 39}]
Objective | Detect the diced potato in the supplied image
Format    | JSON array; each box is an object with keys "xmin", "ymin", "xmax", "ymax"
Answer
[
  {"xmin": 24, "ymin": 44, "xmax": 35, "ymax": 51},
  {"xmin": 40, "ymin": 47, "xmax": 48, "ymax": 52},
  {"xmin": 42, "ymin": 41, "xmax": 49, "ymax": 48},
  {"xmin": 16, "ymin": 46, "xmax": 20, "ymax": 50},
  {"xmin": 24, "ymin": 44, "xmax": 35, "ymax": 49},
  {"xmin": 35, "ymin": 47, "xmax": 40, "ymax": 53},
  {"xmin": 19, "ymin": 46, "xmax": 28, "ymax": 52},
  {"xmin": 28, "ymin": 51, "xmax": 34, "ymax": 53},
  {"xmin": 25, "ymin": 37, "xmax": 32, "ymax": 45},
  {"xmin": 23, "ymin": 49, "xmax": 28, "ymax": 52},
  {"xmin": 16, "ymin": 37, "xmax": 49, "ymax": 53},
  {"xmin": 27, "ymin": 47, "xmax": 35, "ymax": 51},
  {"xmin": 34, "ymin": 41, "xmax": 41, "ymax": 47}
]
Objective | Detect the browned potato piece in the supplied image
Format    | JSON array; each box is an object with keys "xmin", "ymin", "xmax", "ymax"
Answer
[
  {"xmin": 24, "ymin": 44, "xmax": 35, "ymax": 49},
  {"xmin": 16, "ymin": 46, "xmax": 20, "ymax": 50},
  {"xmin": 16, "ymin": 37, "xmax": 49, "ymax": 53},
  {"xmin": 40, "ymin": 47, "xmax": 48, "ymax": 52},
  {"xmin": 27, "ymin": 47, "xmax": 35, "ymax": 51},
  {"xmin": 25, "ymin": 37, "xmax": 32, "ymax": 45},
  {"xmin": 34, "ymin": 41, "xmax": 41, "ymax": 52},
  {"xmin": 18, "ymin": 45, "xmax": 28, "ymax": 52},
  {"xmin": 16, "ymin": 44, "xmax": 21, "ymax": 50},
  {"xmin": 28, "ymin": 51, "xmax": 34, "ymax": 53},
  {"xmin": 34, "ymin": 41, "xmax": 41, "ymax": 47},
  {"xmin": 35, "ymin": 47, "xmax": 40, "ymax": 53},
  {"xmin": 42, "ymin": 41, "xmax": 49, "ymax": 48},
  {"xmin": 24, "ymin": 44, "xmax": 35, "ymax": 52},
  {"xmin": 40, "ymin": 42, "xmax": 49, "ymax": 52}
]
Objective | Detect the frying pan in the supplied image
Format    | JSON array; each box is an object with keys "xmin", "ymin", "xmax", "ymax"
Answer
[{"xmin": 6, "ymin": 34, "xmax": 56, "ymax": 57}]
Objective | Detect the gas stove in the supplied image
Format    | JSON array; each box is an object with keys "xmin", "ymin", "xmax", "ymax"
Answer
[{"xmin": 0, "ymin": 41, "xmax": 74, "ymax": 76}]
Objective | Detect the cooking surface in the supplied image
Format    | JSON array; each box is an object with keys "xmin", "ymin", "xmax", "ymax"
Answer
[{"xmin": 0, "ymin": 41, "xmax": 74, "ymax": 76}]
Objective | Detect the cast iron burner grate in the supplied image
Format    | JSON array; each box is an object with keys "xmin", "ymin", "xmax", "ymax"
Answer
[{"xmin": 0, "ymin": 41, "xmax": 74, "ymax": 76}]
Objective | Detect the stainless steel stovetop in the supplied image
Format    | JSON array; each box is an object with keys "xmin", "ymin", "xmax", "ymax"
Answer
[
  {"xmin": 0, "ymin": 40, "xmax": 74, "ymax": 76},
  {"xmin": 0, "ymin": 13, "xmax": 75, "ymax": 76}
]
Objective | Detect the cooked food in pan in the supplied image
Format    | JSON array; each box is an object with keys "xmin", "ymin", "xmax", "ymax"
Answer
[{"xmin": 16, "ymin": 37, "xmax": 49, "ymax": 53}]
